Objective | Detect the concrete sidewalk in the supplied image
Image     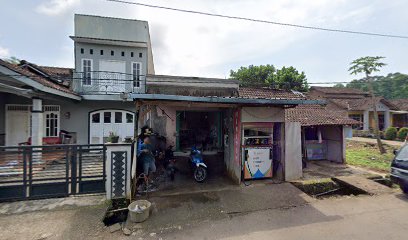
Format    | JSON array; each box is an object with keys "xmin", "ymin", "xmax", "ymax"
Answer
[{"xmin": 351, "ymin": 137, "xmax": 404, "ymax": 147}]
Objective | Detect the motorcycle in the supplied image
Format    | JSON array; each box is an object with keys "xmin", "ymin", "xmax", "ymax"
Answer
[
  {"xmin": 190, "ymin": 146, "xmax": 208, "ymax": 182},
  {"xmin": 163, "ymin": 145, "xmax": 177, "ymax": 181}
]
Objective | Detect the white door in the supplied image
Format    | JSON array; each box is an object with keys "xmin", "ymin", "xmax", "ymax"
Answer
[
  {"xmin": 99, "ymin": 60, "xmax": 126, "ymax": 93},
  {"xmin": 5, "ymin": 107, "xmax": 30, "ymax": 146},
  {"xmin": 89, "ymin": 110, "xmax": 134, "ymax": 144}
]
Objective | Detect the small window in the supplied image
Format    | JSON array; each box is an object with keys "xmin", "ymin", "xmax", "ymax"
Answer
[
  {"xmin": 80, "ymin": 48, "xmax": 84, "ymax": 54},
  {"xmin": 90, "ymin": 49, "xmax": 93, "ymax": 55},
  {"xmin": 131, "ymin": 52, "xmax": 134, "ymax": 57},
  {"xmin": 121, "ymin": 51, "xmax": 125, "ymax": 57},
  {"xmin": 139, "ymin": 52, "xmax": 142, "ymax": 58},
  {"xmin": 115, "ymin": 112, "xmax": 122, "ymax": 123},
  {"xmin": 126, "ymin": 113, "xmax": 133, "ymax": 123},
  {"xmin": 92, "ymin": 113, "xmax": 100, "ymax": 123},
  {"xmin": 104, "ymin": 112, "xmax": 111, "ymax": 123},
  {"xmin": 100, "ymin": 50, "xmax": 104, "ymax": 55},
  {"xmin": 111, "ymin": 50, "xmax": 114, "ymax": 56}
]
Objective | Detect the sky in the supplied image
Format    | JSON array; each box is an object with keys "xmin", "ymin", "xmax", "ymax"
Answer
[{"xmin": 0, "ymin": 0, "xmax": 407, "ymax": 85}]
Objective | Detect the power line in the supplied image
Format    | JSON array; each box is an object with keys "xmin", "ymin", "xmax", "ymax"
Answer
[{"xmin": 107, "ymin": 0, "xmax": 408, "ymax": 39}]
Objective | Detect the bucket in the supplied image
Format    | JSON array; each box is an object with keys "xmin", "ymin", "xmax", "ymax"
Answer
[{"xmin": 128, "ymin": 200, "xmax": 152, "ymax": 223}]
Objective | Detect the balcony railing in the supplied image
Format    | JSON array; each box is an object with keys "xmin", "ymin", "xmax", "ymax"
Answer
[{"xmin": 72, "ymin": 71, "xmax": 146, "ymax": 95}]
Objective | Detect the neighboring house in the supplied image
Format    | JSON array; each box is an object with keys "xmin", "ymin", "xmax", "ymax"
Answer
[
  {"xmin": 389, "ymin": 99, "xmax": 408, "ymax": 128},
  {"xmin": 286, "ymin": 104, "xmax": 358, "ymax": 163},
  {"xmin": 308, "ymin": 86, "xmax": 403, "ymax": 131}
]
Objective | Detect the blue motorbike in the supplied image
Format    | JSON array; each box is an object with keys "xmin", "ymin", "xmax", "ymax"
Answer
[{"xmin": 190, "ymin": 147, "xmax": 208, "ymax": 182}]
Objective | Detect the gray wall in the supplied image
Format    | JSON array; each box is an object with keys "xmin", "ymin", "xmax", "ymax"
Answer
[
  {"xmin": 223, "ymin": 108, "xmax": 241, "ymax": 184},
  {"xmin": 74, "ymin": 42, "xmax": 147, "ymax": 75},
  {"xmin": 58, "ymin": 100, "xmax": 136, "ymax": 144},
  {"xmin": 0, "ymin": 93, "xmax": 6, "ymax": 135},
  {"xmin": 321, "ymin": 125, "xmax": 344, "ymax": 163},
  {"xmin": 75, "ymin": 15, "xmax": 150, "ymax": 43},
  {"xmin": 284, "ymin": 122, "xmax": 302, "ymax": 181}
]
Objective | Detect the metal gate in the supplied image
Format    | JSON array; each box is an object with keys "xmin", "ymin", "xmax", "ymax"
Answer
[{"xmin": 0, "ymin": 144, "xmax": 106, "ymax": 202}]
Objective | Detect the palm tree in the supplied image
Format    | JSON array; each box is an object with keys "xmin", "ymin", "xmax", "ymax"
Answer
[{"xmin": 349, "ymin": 56, "xmax": 387, "ymax": 154}]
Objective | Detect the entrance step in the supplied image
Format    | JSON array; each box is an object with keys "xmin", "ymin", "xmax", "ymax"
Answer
[{"xmin": 333, "ymin": 176, "xmax": 393, "ymax": 195}]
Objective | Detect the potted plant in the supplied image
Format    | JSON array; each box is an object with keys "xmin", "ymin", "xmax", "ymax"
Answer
[{"xmin": 107, "ymin": 132, "xmax": 120, "ymax": 143}]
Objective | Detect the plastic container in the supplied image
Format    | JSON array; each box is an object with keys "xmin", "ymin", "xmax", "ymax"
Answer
[{"xmin": 128, "ymin": 200, "xmax": 152, "ymax": 223}]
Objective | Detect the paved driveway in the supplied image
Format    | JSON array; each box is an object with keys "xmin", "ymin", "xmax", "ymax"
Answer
[{"xmin": 351, "ymin": 137, "xmax": 404, "ymax": 147}]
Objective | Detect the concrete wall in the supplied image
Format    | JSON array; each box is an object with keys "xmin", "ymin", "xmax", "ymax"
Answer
[
  {"xmin": 75, "ymin": 14, "xmax": 150, "ymax": 43},
  {"xmin": 321, "ymin": 125, "xmax": 344, "ymax": 163},
  {"xmin": 0, "ymin": 93, "xmax": 6, "ymax": 134},
  {"xmin": 74, "ymin": 42, "xmax": 147, "ymax": 75},
  {"xmin": 284, "ymin": 122, "xmax": 302, "ymax": 181},
  {"xmin": 223, "ymin": 108, "xmax": 241, "ymax": 183},
  {"xmin": 241, "ymin": 107, "xmax": 285, "ymax": 123},
  {"xmin": 0, "ymin": 93, "xmax": 5, "ymax": 145}
]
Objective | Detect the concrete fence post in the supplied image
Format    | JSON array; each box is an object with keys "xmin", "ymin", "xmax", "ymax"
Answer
[{"xmin": 105, "ymin": 144, "xmax": 132, "ymax": 200}]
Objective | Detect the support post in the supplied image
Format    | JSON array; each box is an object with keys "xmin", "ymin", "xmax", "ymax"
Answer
[
  {"xmin": 384, "ymin": 110, "xmax": 391, "ymax": 130},
  {"xmin": 363, "ymin": 110, "xmax": 369, "ymax": 131},
  {"xmin": 31, "ymin": 98, "xmax": 43, "ymax": 146}
]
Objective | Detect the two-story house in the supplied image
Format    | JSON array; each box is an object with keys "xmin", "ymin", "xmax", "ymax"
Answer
[{"xmin": 0, "ymin": 14, "xmax": 328, "ymax": 186}]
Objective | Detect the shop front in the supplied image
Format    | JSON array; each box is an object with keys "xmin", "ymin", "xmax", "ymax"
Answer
[{"xmin": 235, "ymin": 107, "xmax": 286, "ymax": 182}]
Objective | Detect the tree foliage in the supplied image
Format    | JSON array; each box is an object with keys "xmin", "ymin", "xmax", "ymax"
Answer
[
  {"xmin": 348, "ymin": 56, "xmax": 386, "ymax": 76},
  {"xmin": 345, "ymin": 72, "xmax": 408, "ymax": 99},
  {"xmin": 229, "ymin": 64, "xmax": 308, "ymax": 91},
  {"xmin": 3, "ymin": 56, "xmax": 20, "ymax": 64}
]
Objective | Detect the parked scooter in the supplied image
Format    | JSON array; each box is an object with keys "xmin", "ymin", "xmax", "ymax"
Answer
[
  {"xmin": 190, "ymin": 146, "xmax": 207, "ymax": 182},
  {"xmin": 163, "ymin": 145, "xmax": 177, "ymax": 181}
]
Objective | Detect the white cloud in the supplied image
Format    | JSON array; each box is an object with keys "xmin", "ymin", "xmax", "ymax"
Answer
[
  {"xmin": 0, "ymin": 46, "xmax": 10, "ymax": 58},
  {"xmin": 36, "ymin": 0, "xmax": 80, "ymax": 16}
]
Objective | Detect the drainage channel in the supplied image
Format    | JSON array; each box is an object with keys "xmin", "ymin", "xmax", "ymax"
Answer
[
  {"xmin": 103, "ymin": 198, "xmax": 129, "ymax": 226},
  {"xmin": 292, "ymin": 178, "xmax": 367, "ymax": 199}
]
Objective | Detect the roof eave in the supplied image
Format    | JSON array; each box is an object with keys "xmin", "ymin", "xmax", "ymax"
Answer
[
  {"xmin": 127, "ymin": 93, "xmax": 324, "ymax": 105},
  {"xmin": 0, "ymin": 65, "xmax": 81, "ymax": 101}
]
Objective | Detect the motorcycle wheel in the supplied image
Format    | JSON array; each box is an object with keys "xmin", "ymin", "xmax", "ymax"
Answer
[{"xmin": 194, "ymin": 166, "xmax": 207, "ymax": 182}]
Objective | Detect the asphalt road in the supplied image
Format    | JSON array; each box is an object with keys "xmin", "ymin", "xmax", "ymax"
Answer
[
  {"xmin": 164, "ymin": 193, "xmax": 408, "ymax": 240},
  {"xmin": 1, "ymin": 190, "xmax": 407, "ymax": 240}
]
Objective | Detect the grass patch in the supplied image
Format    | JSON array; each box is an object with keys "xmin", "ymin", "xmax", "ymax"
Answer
[{"xmin": 346, "ymin": 140, "xmax": 396, "ymax": 172}]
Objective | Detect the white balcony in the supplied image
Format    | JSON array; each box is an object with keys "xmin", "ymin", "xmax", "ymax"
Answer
[{"xmin": 72, "ymin": 71, "xmax": 146, "ymax": 95}]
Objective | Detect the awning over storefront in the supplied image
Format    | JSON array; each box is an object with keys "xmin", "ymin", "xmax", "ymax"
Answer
[{"xmin": 127, "ymin": 93, "xmax": 325, "ymax": 106}]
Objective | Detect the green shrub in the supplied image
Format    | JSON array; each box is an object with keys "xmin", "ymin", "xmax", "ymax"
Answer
[
  {"xmin": 397, "ymin": 127, "xmax": 408, "ymax": 141},
  {"xmin": 385, "ymin": 127, "xmax": 398, "ymax": 140}
]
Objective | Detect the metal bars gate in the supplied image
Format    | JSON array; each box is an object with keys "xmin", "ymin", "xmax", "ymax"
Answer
[{"xmin": 0, "ymin": 144, "xmax": 106, "ymax": 202}]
